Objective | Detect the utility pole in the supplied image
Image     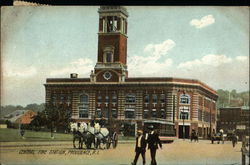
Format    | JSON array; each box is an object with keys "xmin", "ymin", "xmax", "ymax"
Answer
[
  {"xmin": 210, "ymin": 99, "xmax": 212, "ymax": 139},
  {"xmin": 183, "ymin": 112, "xmax": 185, "ymax": 140}
]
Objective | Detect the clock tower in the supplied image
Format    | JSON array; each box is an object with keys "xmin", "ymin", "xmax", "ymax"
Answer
[{"xmin": 91, "ymin": 6, "xmax": 128, "ymax": 83}]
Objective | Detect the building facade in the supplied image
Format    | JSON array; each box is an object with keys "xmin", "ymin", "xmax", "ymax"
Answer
[
  {"xmin": 217, "ymin": 106, "xmax": 249, "ymax": 139},
  {"xmin": 44, "ymin": 6, "xmax": 218, "ymax": 138}
]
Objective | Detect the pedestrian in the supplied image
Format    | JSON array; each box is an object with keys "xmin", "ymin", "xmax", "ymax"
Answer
[
  {"xmin": 131, "ymin": 130, "xmax": 147, "ymax": 165},
  {"xmin": 20, "ymin": 124, "xmax": 25, "ymax": 139},
  {"xmin": 232, "ymin": 133, "xmax": 237, "ymax": 147},
  {"xmin": 147, "ymin": 125, "xmax": 162, "ymax": 165}
]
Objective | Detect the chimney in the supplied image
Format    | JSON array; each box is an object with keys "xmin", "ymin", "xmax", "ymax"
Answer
[{"xmin": 70, "ymin": 73, "xmax": 78, "ymax": 78}]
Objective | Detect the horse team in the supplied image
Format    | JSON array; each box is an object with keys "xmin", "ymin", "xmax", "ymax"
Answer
[{"xmin": 70, "ymin": 122, "xmax": 116, "ymax": 149}]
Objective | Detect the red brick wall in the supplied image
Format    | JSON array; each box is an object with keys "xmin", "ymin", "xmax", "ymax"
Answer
[
  {"xmin": 96, "ymin": 70, "xmax": 119, "ymax": 82},
  {"xmin": 97, "ymin": 34, "xmax": 127, "ymax": 64}
]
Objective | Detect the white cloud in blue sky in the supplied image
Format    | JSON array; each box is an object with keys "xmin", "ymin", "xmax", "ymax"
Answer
[
  {"xmin": 190, "ymin": 15, "xmax": 215, "ymax": 29},
  {"xmin": 1, "ymin": 6, "xmax": 249, "ymax": 105}
]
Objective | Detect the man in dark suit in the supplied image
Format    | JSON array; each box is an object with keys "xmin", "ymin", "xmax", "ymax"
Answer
[
  {"xmin": 147, "ymin": 125, "xmax": 162, "ymax": 165},
  {"xmin": 99, "ymin": 116, "xmax": 106, "ymax": 128},
  {"xmin": 131, "ymin": 130, "xmax": 147, "ymax": 165}
]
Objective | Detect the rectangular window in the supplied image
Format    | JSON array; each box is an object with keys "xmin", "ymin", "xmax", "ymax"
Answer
[
  {"xmin": 143, "ymin": 109, "xmax": 149, "ymax": 119},
  {"xmin": 160, "ymin": 109, "xmax": 166, "ymax": 118},
  {"xmin": 105, "ymin": 96, "xmax": 109, "ymax": 103},
  {"xmin": 198, "ymin": 109, "xmax": 202, "ymax": 121},
  {"xmin": 96, "ymin": 108, "xmax": 102, "ymax": 118},
  {"xmin": 104, "ymin": 108, "xmax": 109, "ymax": 118},
  {"xmin": 152, "ymin": 109, "xmax": 157, "ymax": 118},
  {"xmin": 152, "ymin": 94, "xmax": 158, "ymax": 103},
  {"xmin": 179, "ymin": 106, "xmax": 189, "ymax": 120},
  {"xmin": 112, "ymin": 109, "xmax": 117, "ymax": 118},
  {"xmin": 79, "ymin": 106, "xmax": 88, "ymax": 118},
  {"xmin": 112, "ymin": 95, "xmax": 117, "ymax": 103},
  {"xmin": 67, "ymin": 95, "xmax": 71, "ymax": 102},
  {"xmin": 125, "ymin": 95, "xmax": 136, "ymax": 103},
  {"xmin": 144, "ymin": 95, "xmax": 149, "ymax": 103},
  {"xmin": 97, "ymin": 96, "xmax": 102, "ymax": 103},
  {"xmin": 124, "ymin": 109, "xmax": 135, "ymax": 119},
  {"xmin": 180, "ymin": 112, "xmax": 189, "ymax": 120},
  {"xmin": 160, "ymin": 94, "xmax": 165, "ymax": 103},
  {"xmin": 51, "ymin": 95, "xmax": 57, "ymax": 103}
]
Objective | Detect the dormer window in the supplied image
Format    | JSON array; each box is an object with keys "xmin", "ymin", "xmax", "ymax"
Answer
[{"xmin": 103, "ymin": 46, "xmax": 114, "ymax": 63}]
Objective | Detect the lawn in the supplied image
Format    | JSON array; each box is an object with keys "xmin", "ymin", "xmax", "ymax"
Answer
[
  {"xmin": 0, "ymin": 128, "xmax": 135, "ymax": 142},
  {"xmin": 0, "ymin": 128, "xmax": 72, "ymax": 142}
]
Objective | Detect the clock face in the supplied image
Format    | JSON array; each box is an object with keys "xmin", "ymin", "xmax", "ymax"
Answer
[{"xmin": 103, "ymin": 71, "xmax": 112, "ymax": 80}]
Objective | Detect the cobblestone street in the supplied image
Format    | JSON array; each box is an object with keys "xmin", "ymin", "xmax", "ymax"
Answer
[{"xmin": 0, "ymin": 139, "xmax": 248, "ymax": 165}]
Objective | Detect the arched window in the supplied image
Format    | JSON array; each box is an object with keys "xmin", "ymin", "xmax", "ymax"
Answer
[
  {"xmin": 180, "ymin": 94, "xmax": 191, "ymax": 104},
  {"xmin": 79, "ymin": 94, "xmax": 89, "ymax": 118},
  {"xmin": 103, "ymin": 46, "xmax": 114, "ymax": 63},
  {"xmin": 80, "ymin": 94, "xmax": 88, "ymax": 103}
]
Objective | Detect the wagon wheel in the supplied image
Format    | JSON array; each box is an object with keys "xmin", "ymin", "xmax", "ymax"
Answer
[{"xmin": 112, "ymin": 132, "xmax": 118, "ymax": 148}]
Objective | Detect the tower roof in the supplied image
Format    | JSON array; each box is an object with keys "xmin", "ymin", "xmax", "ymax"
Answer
[{"xmin": 98, "ymin": 6, "xmax": 128, "ymax": 17}]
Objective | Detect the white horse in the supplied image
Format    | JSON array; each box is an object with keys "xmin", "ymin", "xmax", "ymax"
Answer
[
  {"xmin": 70, "ymin": 122, "xmax": 88, "ymax": 149},
  {"xmin": 93, "ymin": 123, "xmax": 110, "ymax": 149}
]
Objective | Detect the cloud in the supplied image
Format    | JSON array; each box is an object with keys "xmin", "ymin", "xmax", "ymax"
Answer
[
  {"xmin": 129, "ymin": 40, "xmax": 175, "ymax": 76},
  {"xmin": 236, "ymin": 56, "xmax": 248, "ymax": 62},
  {"xmin": 175, "ymin": 55, "xmax": 249, "ymax": 92},
  {"xmin": 190, "ymin": 15, "xmax": 215, "ymax": 29},
  {"xmin": 3, "ymin": 64, "xmax": 37, "ymax": 78},
  {"xmin": 178, "ymin": 54, "xmax": 232, "ymax": 68},
  {"xmin": 144, "ymin": 39, "xmax": 176, "ymax": 58},
  {"xmin": 49, "ymin": 58, "xmax": 94, "ymax": 77}
]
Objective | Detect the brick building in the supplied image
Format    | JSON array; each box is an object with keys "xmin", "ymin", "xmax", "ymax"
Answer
[
  {"xmin": 217, "ymin": 106, "xmax": 249, "ymax": 139},
  {"xmin": 44, "ymin": 6, "xmax": 218, "ymax": 138}
]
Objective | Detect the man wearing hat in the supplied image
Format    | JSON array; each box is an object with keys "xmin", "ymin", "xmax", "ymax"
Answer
[
  {"xmin": 147, "ymin": 125, "xmax": 162, "ymax": 165},
  {"xmin": 131, "ymin": 130, "xmax": 147, "ymax": 165}
]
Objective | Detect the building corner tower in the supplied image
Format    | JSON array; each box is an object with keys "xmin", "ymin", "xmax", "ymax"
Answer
[{"xmin": 91, "ymin": 6, "xmax": 129, "ymax": 83}]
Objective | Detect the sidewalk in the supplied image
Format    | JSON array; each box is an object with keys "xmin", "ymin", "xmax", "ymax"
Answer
[{"xmin": 0, "ymin": 140, "xmax": 135, "ymax": 148}]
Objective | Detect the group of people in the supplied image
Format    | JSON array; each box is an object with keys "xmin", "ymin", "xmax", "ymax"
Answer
[
  {"xmin": 90, "ymin": 116, "xmax": 106, "ymax": 128},
  {"xmin": 131, "ymin": 125, "xmax": 162, "ymax": 165}
]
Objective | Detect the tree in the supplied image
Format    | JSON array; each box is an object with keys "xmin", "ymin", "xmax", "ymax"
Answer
[
  {"xmin": 45, "ymin": 103, "xmax": 60, "ymax": 138},
  {"xmin": 44, "ymin": 103, "xmax": 72, "ymax": 137},
  {"xmin": 25, "ymin": 103, "xmax": 45, "ymax": 112},
  {"xmin": 30, "ymin": 111, "xmax": 47, "ymax": 131}
]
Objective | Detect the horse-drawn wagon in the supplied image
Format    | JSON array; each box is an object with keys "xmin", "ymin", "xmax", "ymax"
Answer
[
  {"xmin": 70, "ymin": 122, "xmax": 118, "ymax": 149},
  {"xmin": 211, "ymin": 132, "xmax": 224, "ymax": 144}
]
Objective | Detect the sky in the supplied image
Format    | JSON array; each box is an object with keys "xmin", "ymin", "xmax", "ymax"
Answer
[{"xmin": 1, "ymin": 6, "xmax": 249, "ymax": 106}]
